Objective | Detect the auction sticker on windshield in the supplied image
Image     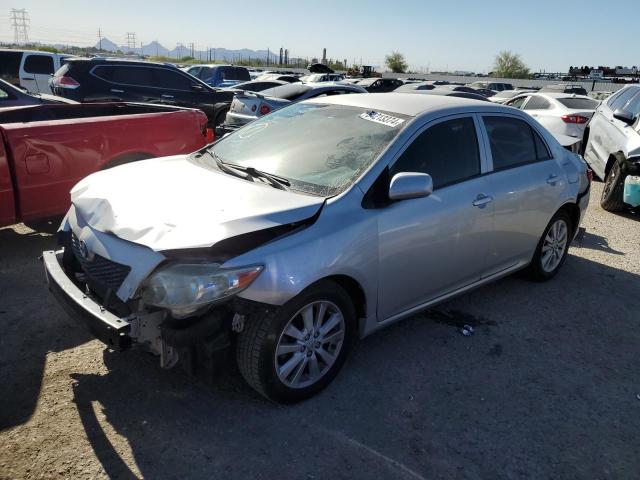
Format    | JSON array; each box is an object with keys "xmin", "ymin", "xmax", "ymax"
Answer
[{"xmin": 359, "ymin": 110, "xmax": 405, "ymax": 127}]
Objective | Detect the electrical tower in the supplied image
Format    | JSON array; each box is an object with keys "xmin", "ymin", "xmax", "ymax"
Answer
[
  {"xmin": 10, "ymin": 9, "xmax": 30, "ymax": 45},
  {"xmin": 126, "ymin": 32, "xmax": 137, "ymax": 51}
]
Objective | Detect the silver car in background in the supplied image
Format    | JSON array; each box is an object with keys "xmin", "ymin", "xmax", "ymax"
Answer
[
  {"xmin": 220, "ymin": 82, "xmax": 366, "ymax": 134},
  {"xmin": 43, "ymin": 94, "xmax": 590, "ymax": 403}
]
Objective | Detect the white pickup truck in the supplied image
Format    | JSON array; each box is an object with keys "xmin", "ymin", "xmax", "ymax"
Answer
[{"xmin": 0, "ymin": 49, "xmax": 73, "ymax": 94}]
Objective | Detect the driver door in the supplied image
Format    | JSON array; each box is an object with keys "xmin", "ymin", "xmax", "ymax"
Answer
[{"xmin": 376, "ymin": 115, "xmax": 494, "ymax": 321}]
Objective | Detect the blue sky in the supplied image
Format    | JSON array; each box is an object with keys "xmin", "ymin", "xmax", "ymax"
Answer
[{"xmin": 2, "ymin": 0, "xmax": 638, "ymax": 72}]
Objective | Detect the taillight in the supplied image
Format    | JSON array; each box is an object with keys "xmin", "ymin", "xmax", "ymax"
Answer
[
  {"xmin": 259, "ymin": 104, "xmax": 271, "ymax": 115},
  {"xmin": 52, "ymin": 76, "xmax": 80, "ymax": 89},
  {"xmin": 561, "ymin": 115, "xmax": 589, "ymax": 124},
  {"xmin": 205, "ymin": 128, "xmax": 214, "ymax": 143}
]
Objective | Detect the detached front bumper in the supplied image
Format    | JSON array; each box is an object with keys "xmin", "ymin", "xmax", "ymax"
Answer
[{"xmin": 42, "ymin": 250, "xmax": 132, "ymax": 350}]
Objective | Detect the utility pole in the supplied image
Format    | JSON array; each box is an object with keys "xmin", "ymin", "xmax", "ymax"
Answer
[
  {"xmin": 188, "ymin": 42, "xmax": 194, "ymax": 58},
  {"xmin": 98, "ymin": 28, "xmax": 102, "ymax": 51},
  {"xmin": 10, "ymin": 9, "xmax": 30, "ymax": 45}
]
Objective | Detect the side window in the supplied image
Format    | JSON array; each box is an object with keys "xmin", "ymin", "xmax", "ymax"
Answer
[
  {"xmin": 0, "ymin": 86, "xmax": 9, "ymax": 100},
  {"xmin": 507, "ymin": 96, "xmax": 528, "ymax": 109},
  {"xmin": 484, "ymin": 116, "xmax": 551, "ymax": 171},
  {"xmin": 186, "ymin": 67, "xmax": 200, "ymax": 77},
  {"xmin": 608, "ymin": 88, "xmax": 638, "ymax": 111},
  {"xmin": 523, "ymin": 96, "xmax": 552, "ymax": 110},
  {"xmin": 24, "ymin": 55, "xmax": 54, "ymax": 74},
  {"xmin": 623, "ymin": 91, "xmax": 640, "ymax": 116},
  {"xmin": 391, "ymin": 117, "xmax": 481, "ymax": 189},
  {"xmin": 154, "ymin": 69, "xmax": 193, "ymax": 90},
  {"xmin": 111, "ymin": 66, "xmax": 155, "ymax": 86}
]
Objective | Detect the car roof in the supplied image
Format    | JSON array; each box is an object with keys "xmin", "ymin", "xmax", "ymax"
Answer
[
  {"xmin": 307, "ymin": 92, "xmax": 502, "ymax": 117},
  {"xmin": 67, "ymin": 57, "xmax": 181, "ymax": 68}
]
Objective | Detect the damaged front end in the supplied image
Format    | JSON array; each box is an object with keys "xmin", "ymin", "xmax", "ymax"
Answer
[{"xmin": 43, "ymin": 209, "xmax": 317, "ymax": 373}]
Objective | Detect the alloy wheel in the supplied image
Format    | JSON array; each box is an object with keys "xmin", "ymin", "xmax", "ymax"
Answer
[
  {"xmin": 541, "ymin": 219, "xmax": 568, "ymax": 273},
  {"xmin": 274, "ymin": 301, "xmax": 345, "ymax": 389}
]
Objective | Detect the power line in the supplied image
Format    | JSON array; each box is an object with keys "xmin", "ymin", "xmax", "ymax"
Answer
[
  {"xmin": 126, "ymin": 32, "xmax": 136, "ymax": 51},
  {"xmin": 10, "ymin": 9, "xmax": 29, "ymax": 44}
]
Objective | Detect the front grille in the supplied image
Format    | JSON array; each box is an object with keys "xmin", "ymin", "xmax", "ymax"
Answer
[{"xmin": 71, "ymin": 234, "xmax": 131, "ymax": 291}]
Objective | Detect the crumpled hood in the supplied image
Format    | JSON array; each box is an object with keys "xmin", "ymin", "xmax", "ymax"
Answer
[{"xmin": 70, "ymin": 155, "xmax": 325, "ymax": 251}]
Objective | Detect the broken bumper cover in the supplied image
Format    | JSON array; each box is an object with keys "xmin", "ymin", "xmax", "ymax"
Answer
[{"xmin": 42, "ymin": 250, "xmax": 132, "ymax": 350}]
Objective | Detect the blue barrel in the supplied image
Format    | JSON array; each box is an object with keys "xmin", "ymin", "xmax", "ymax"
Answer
[{"xmin": 623, "ymin": 176, "xmax": 640, "ymax": 207}]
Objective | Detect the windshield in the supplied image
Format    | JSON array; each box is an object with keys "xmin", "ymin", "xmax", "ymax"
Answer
[{"xmin": 205, "ymin": 103, "xmax": 409, "ymax": 196}]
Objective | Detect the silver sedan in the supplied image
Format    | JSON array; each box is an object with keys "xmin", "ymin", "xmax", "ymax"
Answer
[{"xmin": 44, "ymin": 94, "xmax": 590, "ymax": 403}]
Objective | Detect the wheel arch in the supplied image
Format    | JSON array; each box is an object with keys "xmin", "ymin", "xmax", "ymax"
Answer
[
  {"xmin": 604, "ymin": 151, "xmax": 625, "ymax": 178},
  {"xmin": 313, "ymin": 274, "xmax": 367, "ymax": 325},
  {"xmin": 557, "ymin": 201, "xmax": 580, "ymax": 236}
]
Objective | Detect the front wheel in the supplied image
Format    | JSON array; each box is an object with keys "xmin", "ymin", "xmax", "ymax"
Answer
[
  {"xmin": 236, "ymin": 281, "xmax": 355, "ymax": 403},
  {"xmin": 600, "ymin": 158, "xmax": 627, "ymax": 212},
  {"xmin": 527, "ymin": 210, "xmax": 572, "ymax": 281}
]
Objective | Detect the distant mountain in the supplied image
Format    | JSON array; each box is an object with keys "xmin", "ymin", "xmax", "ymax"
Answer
[{"xmin": 93, "ymin": 37, "xmax": 304, "ymax": 64}]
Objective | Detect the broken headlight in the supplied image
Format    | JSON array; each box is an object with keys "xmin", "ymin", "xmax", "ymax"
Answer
[{"xmin": 141, "ymin": 263, "xmax": 263, "ymax": 318}]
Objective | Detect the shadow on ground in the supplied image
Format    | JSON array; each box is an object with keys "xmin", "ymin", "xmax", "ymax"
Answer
[
  {"xmin": 0, "ymin": 226, "xmax": 90, "ymax": 430},
  {"xmin": 67, "ymin": 253, "xmax": 640, "ymax": 479}
]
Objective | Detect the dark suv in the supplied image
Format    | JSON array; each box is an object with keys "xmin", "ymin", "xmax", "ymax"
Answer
[{"xmin": 51, "ymin": 58, "xmax": 236, "ymax": 125}]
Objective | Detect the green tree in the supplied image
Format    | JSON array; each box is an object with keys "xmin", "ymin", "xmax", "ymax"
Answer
[
  {"xmin": 492, "ymin": 51, "xmax": 530, "ymax": 79},
  {"xmin": 385, "ymin": 52, "xmax": 408, "ymax": 73}
]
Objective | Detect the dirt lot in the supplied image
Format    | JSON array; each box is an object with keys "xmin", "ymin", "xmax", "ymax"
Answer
[{"xmin": 1, "ymin": 181, "xmax": 639, "ymax": 480}]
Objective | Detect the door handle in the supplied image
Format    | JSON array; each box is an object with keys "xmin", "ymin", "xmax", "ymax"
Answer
[
  {"xmin": 546, "ymin": 174, "xmax": 559, "ymax": 185},
  {"xmin": 22, "ymin": 77, "xmax": 35, "ymax": 81},
  {"xmin": 161, "ymin": 94, "xmax": 174, "ymax": 99},
  {"xmin": 110, "ymin": 88, "xmax": 124, "ymax": 93},
  {"xmin": 472, "ymin": 194, "xmax": 493, "ymax": 207}
]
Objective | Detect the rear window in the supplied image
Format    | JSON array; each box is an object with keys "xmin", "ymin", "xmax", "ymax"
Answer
[
  {"xmin": 260, "ymin": 83, "xmax": 312, "ymax": 100},
  {"xmin": 556, "ymin": 97, "xmax": 599, "ymax": 109},
  {"xmin": 219, "ymin": 67, "xmax": 250, "ymax": 81},
  {"xmin": 0, "ymin": 51, "xmax": 23, "ymax": 77},
  {"xmin": 24, "ymin": 55, "xmax": 54, "ymax": 75}
]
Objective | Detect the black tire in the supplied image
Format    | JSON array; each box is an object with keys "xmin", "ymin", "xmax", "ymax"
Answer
[
  {"xmin": 600, "ymin": 157, "xmax": 627, "ymax": 212},
  {"xmin": 215, "ymin": 107, "xmax": 229, "ymax": 127},
  {"xmin": 236, "ymin": 280, "xmax": 356, "ymax": 403},
  {"xmin": 527, "ymin": 210, "xmax": 573, "ymax": 281}
]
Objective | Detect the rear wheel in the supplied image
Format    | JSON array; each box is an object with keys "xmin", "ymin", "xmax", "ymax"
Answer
[
  {"xmin": 600, "ymin": 158, "xmax": 627, "ymax": 212},
  {"xmin": 236, "ymin": 281, "xmax": 355, "ymax": 403},
  {"xmin": 527, "ymin": 210, "xmax": 572, "ymax": 281}
]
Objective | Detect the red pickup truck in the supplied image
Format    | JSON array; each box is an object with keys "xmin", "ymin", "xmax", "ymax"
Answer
[{"xmin": 0, "ymin": 102, "xmax": 211, "ymax": 227}]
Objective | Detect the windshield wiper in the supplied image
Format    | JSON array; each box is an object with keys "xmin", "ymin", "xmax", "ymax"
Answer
[{"xmin": 204, "ymin": 150, "xmax": 290, "ymax": 190}]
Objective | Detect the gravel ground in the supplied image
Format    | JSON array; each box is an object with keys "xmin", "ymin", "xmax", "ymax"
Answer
[{"xmin": 1, "ymin": 181, "xmax": 639, "ymax": 480}]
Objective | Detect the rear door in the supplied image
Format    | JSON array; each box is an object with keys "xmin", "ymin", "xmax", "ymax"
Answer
[
  {"xmin": 90, "ymin": 65, "xmax": 157, "ymax": 102},
  {"xmin": 478, "ymin": 114, "xmax": 563, "ymax": 274},
  {"xmin": 521, "ymin": 95, "xmax": 560, "ymax": 133},
  {"xmin": 152, "ymin": 67, "xmax": 215, "ymax": 119},
  {"xmin": 20, "ymin": 54, "xmax": 56, "ymax": 93}
]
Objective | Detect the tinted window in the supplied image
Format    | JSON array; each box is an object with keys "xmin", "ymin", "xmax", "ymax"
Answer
[
  {"xmin": 523, "ymin": 96, "xmax": 552, "ymax": 110},
  {"xmin": 556, "ymin": 97, "xmax": 599, "ymax": 109},
  {"xmin": 154, "ymin": 68, "xmax": 192, "ymax": 90},
  {"xmin": 484, "ymin": 116, "xmax": 551, "ymax": 170},
  {"xmin": 391, "ymin": 117, "xmax": 480, "ymax": 189},
  {"xmin": 0, "ymin": 51, "xmax": 23, "ymax": 76},
  {"xmin": 0, "ymin": 86, "xmax": 9, "ymax": 100},
  {"xmin": 24, "ymin": 55, "xmax": 54, "ymax": 74},
  {"xmin": 94, "ymin": 66, "xmax": 155, "ymax": 86}
]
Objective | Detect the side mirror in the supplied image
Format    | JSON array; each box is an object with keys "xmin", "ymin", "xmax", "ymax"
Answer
[
  {"xmin": 388, "ymin": 172, "xmax": 433, "ymax": 201},
  {"xmin": 613, "ymin": 109, "xmax": 636, "ymax": 125}
]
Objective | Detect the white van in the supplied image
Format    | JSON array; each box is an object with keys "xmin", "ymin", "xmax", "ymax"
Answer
[{"xmin": 0, "ymin": 49, "xmax": 73, "ymax": 94}]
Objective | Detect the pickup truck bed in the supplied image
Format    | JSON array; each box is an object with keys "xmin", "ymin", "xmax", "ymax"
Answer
[{"xmin": 0, "ymin": 102, "xmax": 210, "ymax": 227}]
